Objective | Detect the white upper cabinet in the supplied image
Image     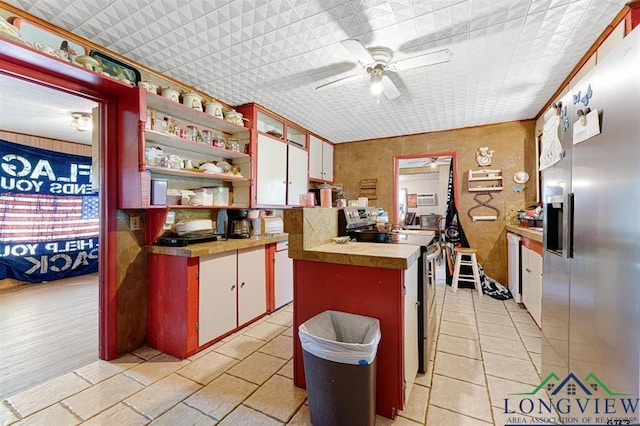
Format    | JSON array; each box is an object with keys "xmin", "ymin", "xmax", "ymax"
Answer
[{"xmin": 309, "ymin": 135, "xmax": 333, "ymax": 182}]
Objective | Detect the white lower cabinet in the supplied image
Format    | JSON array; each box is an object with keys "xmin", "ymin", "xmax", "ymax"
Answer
[
  {"xmin": 199, "ymin": 251, "xmax": 237, "ymax": 346},
  {"xmin": 199, "ymin": 246, "xmax": 266, "ymax": 346},
  {"xmin": 522, "ymin": 245, "xmax": 543, "ymax": 328},
  {"xmin": 274, "ymin": 241, "xmax": 293, "ymax": 309},
  {"xmin": 238, "ymin": 246, "xmax": 267, "ymax": 325}
]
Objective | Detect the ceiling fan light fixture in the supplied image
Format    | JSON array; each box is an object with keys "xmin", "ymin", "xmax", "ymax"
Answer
[
  {"xmin": 370, "ymin": 68, "xmax": 384, "ymax": 96},
  {"xmin": 71, "ymin": 112, "xmax": 92, "ymax": 132},
  {"xmin": 370, "ymin": 80, "xmax": 383, "ymax": 95}
]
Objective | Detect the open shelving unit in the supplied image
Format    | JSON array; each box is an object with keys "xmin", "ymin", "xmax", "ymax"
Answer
[
  {"xmin": 467, "ymin": 169, "xmax": 503, "ymax": 192},
  {"xmin": 467, "ymin": 169, "xmax": 503, "ymax": 221}
]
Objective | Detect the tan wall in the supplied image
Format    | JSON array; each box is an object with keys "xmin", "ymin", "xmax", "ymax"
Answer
[{"xmin": 334, "ymin": 120, "xmax": 537, "ymax": 285}]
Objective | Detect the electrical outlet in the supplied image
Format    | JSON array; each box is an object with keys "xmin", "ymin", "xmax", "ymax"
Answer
[{"xmin": 130, "ymin": 216, "xmax": 141, "ymax": 231}]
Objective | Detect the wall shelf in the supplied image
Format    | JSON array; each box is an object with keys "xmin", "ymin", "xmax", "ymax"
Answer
[
  {"xmin": 468, "ymin": 169, "xmax": 503, "ymax": 192},
  {"xmin": 146, "ymin": 92, "xmax": 248, "ymax": 137},
  {"xmin": 145, "ymin": 130, "xmax": 249, "ymax": 159},
  {"xmin": 147, "ymin": 166, "xmax": 249, "ymax": 181}
]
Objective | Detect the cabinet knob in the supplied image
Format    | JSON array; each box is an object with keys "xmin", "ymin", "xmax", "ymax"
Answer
[
  {"xmin": 525, "ymin": 268, "xmax": 532, "ymax": 273},
  {"xmin": 240, "ymin": 282, "xmax": 245, "ymax": 288},
  {"xmin": 231, "ymin": 284, "xmax": 236, "ymax": 291}
]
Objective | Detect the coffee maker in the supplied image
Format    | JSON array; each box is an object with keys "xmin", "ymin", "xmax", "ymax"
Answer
[{"xmin": 227, "ymin": 209, "xmax": 251, "ymax": 239}]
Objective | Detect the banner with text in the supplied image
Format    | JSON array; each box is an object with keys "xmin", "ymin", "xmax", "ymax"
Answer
[{"xmin": 0, "ymin": 139, "xmax": 99, "ymax": 282}]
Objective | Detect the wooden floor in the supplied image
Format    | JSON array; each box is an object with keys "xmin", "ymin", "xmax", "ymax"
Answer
[{"xmin": 0, "ymin": 273, "xmax": 98, "ymax": 400}]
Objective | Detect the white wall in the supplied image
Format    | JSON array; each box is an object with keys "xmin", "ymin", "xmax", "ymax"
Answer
[{"xmin": 399, "ymin": 163, "xmax": 451, "ymax": 222}]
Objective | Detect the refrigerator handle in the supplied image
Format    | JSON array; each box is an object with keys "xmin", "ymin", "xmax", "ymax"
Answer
[{"xmin": 567, "ymin": 192, "xmax": 574, "ymax": 259}]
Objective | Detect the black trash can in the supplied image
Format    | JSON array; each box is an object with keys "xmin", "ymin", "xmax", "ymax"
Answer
[{"xmin": 299, "ymin": 310, "xmax": 381, "ymax": 426}]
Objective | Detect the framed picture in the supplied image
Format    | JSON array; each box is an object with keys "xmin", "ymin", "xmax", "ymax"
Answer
[
  {"xmin": 90, "ymin": 51, "xmax": 141, "ymax": 86},
  {"xmin": 407, "ymin": 194, "xmax": 417, "ymax": 208}
]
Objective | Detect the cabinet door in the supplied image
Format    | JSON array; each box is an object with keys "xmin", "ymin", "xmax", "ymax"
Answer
[
  {"xmin": 322, "ymin": 141, "xmax": 333, "ymax": 182},
  {"xmin": 287, "ymin": 145, "xmax": 308, "ymax": 206},
  {"xmin": 529, "ymin": 250, "xmax": 543, "ymax": 328},
  {"xmin": 238, "ymin": 246, "xmax": 267, "ymax": 325},
  {"xmin": 199, "ymin": 252, "xmax": 237, "ymax": 346},
  {"xmin": 309, "ymin": 135, "xmax": 324, "ymax": 180},
  {"xmin": 403, "ymin": 260, "xmax": 419, "ymax": 404},
  {"xmin": 256, "ymin": 133, "xmax": 287, "ymax": 205},
  {"xmin": 274, "ymin": 244, "xmax": 293, "ymax": 309},
  {"xmin": 522, "ymin": 247, "xmax": 542, "ymax": 328}
]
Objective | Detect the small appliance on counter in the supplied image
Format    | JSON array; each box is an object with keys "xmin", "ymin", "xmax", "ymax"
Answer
[
  {"xmin": 156, "ymin": 219, "xmax": 227, "ymax": 246},
  {"xmin": 262, "ymin": 217, "xmax": 284, "ymax": 235},
  {"xmin": 228, "ymin": 209, "xmax": 251, "ymax": 238}
]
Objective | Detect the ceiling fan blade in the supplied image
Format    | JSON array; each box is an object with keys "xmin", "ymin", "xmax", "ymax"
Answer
[
  {"xmin": 316, "ymin": 73, "xmax": 365, "ymax": 92},
  {"xmin": 341, "ymin": 39, "xmax": 375, "ymax": 65},
  {"xmin": 389, "ymin": 49, "xmax": 453, "ymax": 71},
  {"xmin": 380, "ymin": 75, "xmax": 400, "ymax": 100}
]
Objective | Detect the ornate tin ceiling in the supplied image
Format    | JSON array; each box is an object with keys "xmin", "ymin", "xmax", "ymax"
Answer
[{"xmin": 3, "ymin": 0, "xmax": 629, "ymax": 142}]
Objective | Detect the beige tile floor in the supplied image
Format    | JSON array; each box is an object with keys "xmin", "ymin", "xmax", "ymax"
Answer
[{"xmin": 0, "ymin": 280, "xmax": 542, "ymax": 425}]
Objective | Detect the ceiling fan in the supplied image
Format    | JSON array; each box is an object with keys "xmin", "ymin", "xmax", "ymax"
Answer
[{"xmin": 316, "ymin": 39, "xmax": 453, "ymax": 100}]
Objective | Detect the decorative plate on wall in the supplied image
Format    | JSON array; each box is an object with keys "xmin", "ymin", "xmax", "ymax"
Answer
[{"xmin": 513, "ymin": 171, "xmax": 530, "ymax": 184}]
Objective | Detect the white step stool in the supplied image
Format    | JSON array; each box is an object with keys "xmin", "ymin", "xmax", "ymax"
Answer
[{"xmin": 451, "ymin": 247, "xmax": 482, "ymax": 296}]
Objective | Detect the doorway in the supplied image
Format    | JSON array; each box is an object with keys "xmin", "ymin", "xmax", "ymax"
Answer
[
  {"xmin": 0, "ymin": 74, "xmax": 101, "ymax": 399},
  {"xmin": 394, "ymin": 153, "xmax": 455, "ymax": 229}
]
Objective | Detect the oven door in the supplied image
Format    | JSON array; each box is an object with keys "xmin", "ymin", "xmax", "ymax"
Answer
[{"xmin": 418, "ymin": 242, "xmax": 439, "ymax": 373}]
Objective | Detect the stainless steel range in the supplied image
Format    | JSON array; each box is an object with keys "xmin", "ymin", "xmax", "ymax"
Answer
[{"xmin": 337, "ymin": 206, "xmax": 378, "ymax": 237}]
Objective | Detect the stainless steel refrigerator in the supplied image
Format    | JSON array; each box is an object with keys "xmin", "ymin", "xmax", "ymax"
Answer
[{"xmin": 542, "ymin": 25, "xmax": 640, "ymax": 400}]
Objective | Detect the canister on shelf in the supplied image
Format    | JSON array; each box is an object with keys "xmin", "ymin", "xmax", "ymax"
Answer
[
  {"xmin": 160, "ymin": 87, "xmax": 180, "ymax": 102},
  {"xmin": 201, "ymin": 129, "xmax": 213, "ymax": 144},
  {"xmin": 224, "ymin": 110, "xmax": 244, "ymax": 126},
  {"xmin": 204, "ymin": 100, "xmax": 223, "ymax": 118},
  {"xmin": 139, "ymin": 80, "xmax": 159, "ymax": 94},
  {"xmin": 186, "ymin": 125, "xmax": 198, "ymax": 141},
  {"xmin": 182, "ymin": 92, "xmax": 203, "ymax": 111}
]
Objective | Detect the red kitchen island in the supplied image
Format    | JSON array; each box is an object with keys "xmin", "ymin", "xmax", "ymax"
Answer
[{"xmin": 284, "ymin": 208, "xmax": 434, "ymax": 419}]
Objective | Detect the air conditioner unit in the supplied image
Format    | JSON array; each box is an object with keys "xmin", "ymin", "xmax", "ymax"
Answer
[{"xmin": 417, "ymin": 193, "xmax": 438, "ymax": 206}]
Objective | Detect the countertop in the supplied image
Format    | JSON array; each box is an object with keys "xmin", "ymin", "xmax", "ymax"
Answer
[
  {"xmin": 290, "ymin": 231, "xmax": 435, "ymax": 270},
  {"xmin": 505, "ymin": 224, "xmax": 543, "ymax": 243},
  {"xmin": 146, "ymin": 234, "xmax": 288, "ymax": 257}
]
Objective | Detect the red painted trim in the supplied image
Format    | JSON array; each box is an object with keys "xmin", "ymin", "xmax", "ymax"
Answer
[
  {"xmin": 0, "ymin": 38, "xmax": 138, "ymax": 360},
  {"xmin": 625, "ymin": 1, "xmax": 640, "ymax": 34},
  {"xmin": 265, "ymin": 243, "xmax": 276, "ymax": 312},
  {"xmin": 145, "ymin": 207, "xmax": 170, "ymax": 245},
  {"xmin": 393, "ymin": 151, "xmax": 458, "ymax": 224},
  {"xmin": 147, "ymin": 254, "xmax": 199, "ymax": 358},
  {"xmin": 522, "ymin": 237, "xmax": 543, "ymax": 256},
  {"xmin": 293, "ymin": 259, "xmax": 406, "ymax": 419}
]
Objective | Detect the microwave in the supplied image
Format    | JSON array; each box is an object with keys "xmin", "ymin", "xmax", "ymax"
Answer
[{"xmin": 417, "ymin": 193, "xmax": 438, "ymax": 206}]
